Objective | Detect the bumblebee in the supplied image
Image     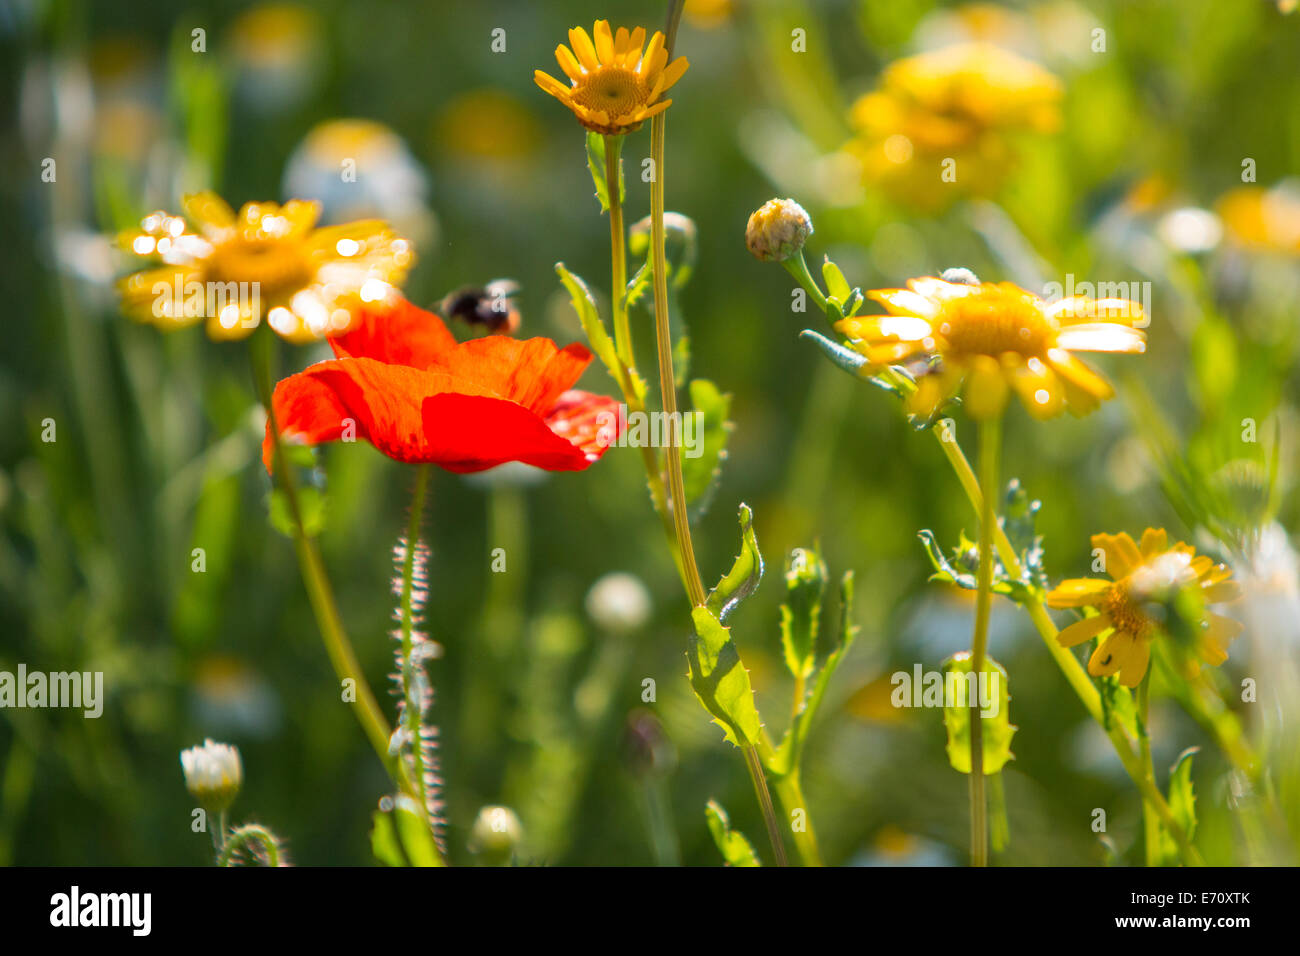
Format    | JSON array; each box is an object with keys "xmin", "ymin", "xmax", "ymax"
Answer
[{"xmin": 439, "ymin": 279, "xmax": 521, "ymax": 334}]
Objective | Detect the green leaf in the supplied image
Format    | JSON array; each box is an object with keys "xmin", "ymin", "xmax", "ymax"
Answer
[
  {"xmin": 770, "ymin": 569, "xmax": 857, "ymax": 778},
  {"xmin": 681, "ymin": 378, "xmax": 732, "ymax": 517},
  {"xmin": 1159, "ymin": 747, "xmax": 1199, "ymax": 865},
  {"xmin": 917, "ymin": 481, "xmax": 1048, "ymax": 607},
  {"xmin": 622, "ymin": 261, "xmax": 652, "ymax": 313},
  {"xmin": 370, "ymin": 795, "xmax": 440, "ymax": 867},
  {"xmin": 556, "ymin": 263, "xmax": 643, "ymax": 401},
  {"xmin": 687, "ymin": 605, "xmax": 763, "ymax": 748},
  {"xmin": 706, "ymin": 503, "xmax": 763, "ymax": 623},
  {"xmin": 586, "ymin": 131, "xmax": 624, "ymax": 213},
  {"xmin": 941, "ymin": 653, "xmax": 1017, "ymax": 775},
  {"xmin": 267, "ymin": 482, "xmax": 326, "ymax": 540},
  {"xmin": 705, "ymin": 800, "xmax": 760, "ymax": 867},
  {"xmin": 779, "ymin": 546, "xmax": 827, "ymax": 680},
  {"xmin": 822, "ymin": 256, "xmax": 851, "ymax": 304}
]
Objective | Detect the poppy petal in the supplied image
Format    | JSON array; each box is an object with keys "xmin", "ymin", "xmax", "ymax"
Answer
[
  {"xmin": 329, "ymin": 297, "xmax": 458, "ymax": 368},
  {"xmin": 419, "ymin": 393, "xmax": 595, "ymax": 473},
  {"xmin": 544, "ymin": 389, "xmax": 623, "ymax": 460}
]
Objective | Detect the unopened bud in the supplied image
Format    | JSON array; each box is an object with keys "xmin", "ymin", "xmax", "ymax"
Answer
[
  {"xmin": 745, "ymin": 198, "xmax": 813, "ymax": 262},
  {"xmin": 180, "ymin": 738, "xmax": 243, "ymax": 813}
]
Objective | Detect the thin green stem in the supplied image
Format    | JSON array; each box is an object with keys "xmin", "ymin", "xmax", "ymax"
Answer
[
  {"xmin": 932, "ymin": 429, "xmax": 1204, "ymax": 866},
  {"xmin": 250, "ymin": 329, "xmax": 402, "ymax": 789},
  {"xmin": 770, "ymin": 770, "xmax": 823, "ymax": 866},
  {"xmin": 742, "ymin": 743, "xmax": 788, "ymax": 867},
  {"xmin": 603, "ymin": 134, "xmax": 634, "ymax": 370},
  {"xmin": 783, "ymin": 251, "xmax": 831, "ymax": 315},
  {"xmin": 399, "ymin": 464, "xmax": 434, "ymax": 834},
  {"xmin": 1138, "ymin": 673, "xmax": 1160, "ymax": 866},
  {"xmin": 968, "ymin": 416, "xmax": 1001, "ymax": 868}
]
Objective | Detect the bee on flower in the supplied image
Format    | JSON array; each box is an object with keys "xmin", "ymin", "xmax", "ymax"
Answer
[
  {"xmin": 1048, "ymin": 529, "xmax": 1244, "ymax": 687},
  {"xmin": 118, "ymin": 191, "xmax": 414, "ymax": 342},
  {"xmin": 835, "ymin": 272, "xmax": 1146, "ymax": 420},
  {"xmin": 846, "ymin": 43, "xmax": 1061, "ymax": 210},
  {"xmin": 534, "ymin": 19, "xmax": 689, "ymax": 135}
]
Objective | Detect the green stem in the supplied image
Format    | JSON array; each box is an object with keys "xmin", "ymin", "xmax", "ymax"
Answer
[
  {"xmin": 770, "ymin": 769, "xmax": 823, "ymax": 866},
  {"xmin": 603, "ymin": 133, "xmax": 634, "ymax": 370},
  {"xmin": 783, "ymin": 250, "xmax": 831, "ymax": 315},
  {"xmin": 968, "ymin": 416, "xmax": 1001, "ymax": 868},
  {"xmin": 250, "ymin": 329, "xmax": 403, "ymax": 790},
  {"xmin": 1138, "ymin": 673, "xmax": 1160, "ymax": 866},
  {"xmin": 932, "ymin": 430, "xmax": 1204, "ymax": 866},
  {"xmin": 742, "ymin": 743, "xmax": 788, "ymax": 867},
  {"xmin": 399, "ymin": 464, "xmax": 434, "ymax": 834}
]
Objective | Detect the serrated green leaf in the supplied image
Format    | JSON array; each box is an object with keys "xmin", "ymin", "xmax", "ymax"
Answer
[
  {"xmin": 770, "ymin": 569, "xmax": 857, "ymax": 778},
  {"xmin": 586, "ymin": 131, "xmax": 623, "ymax": 213},
  {"xmin": 687, "ymin": 605, "xmax": 763, "ymax": 748},
  {"xmin": 780, "ymin": 546, "xmax": 827, "ymax": 680},
  {"xmin": 941, "ymin": 653, "xmax": 1016, "ymax": 775},
  {"xmin": 623, "ymin": 261, "xmax": 652, "ymax": 312},
  {"xmin": 682, "ymin": 379, "xmax": 732, "ymax": 517},
  {"xmin": 556, "ymin": 262, "xmax": 644, "ymax": 400},
  {"xmin": 706, "ymin": 503, "xmax": 763, "ymax": 623},
  {"xmin": 705, "ymin": 800, "xmax": 760, "ymax": 867}
]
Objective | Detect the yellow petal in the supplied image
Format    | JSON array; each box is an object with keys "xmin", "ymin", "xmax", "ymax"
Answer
[
  {"xmin": 1088, "ymin": 631, "xmax": 1136, "ymax": 678},
  {"xmin": 1055, "ymin": 323, "xmax": 1147, "ymax": 353},
  {"xmin": 1005, "ymin": 355, "xmax": 1064, "ymax": 419},
  {"xmin": 1118, "ymin": 637, "xmax": 1151, "ymax": 687},
  {"xmin": 963, "ymin": 354, "xmax": 1009, "ymax": 420},
  {"xmin": 569, "ymin": 27, "xmax": 599, "ymax": 70},
  {"xmin": 1057, "ymin": 613, "xmax": 1111, "ymax": 648},
  {"xmin": 555, "ymin": 44, "xmax": 584, "ymax": 81},
  {"xmin": 867, "ymin": 288, "xmax": 942, "ymax": 319},
  {"xmin": 593, "ymin": 19, "xmax": 614, "ymax": 64},
  {"xmin": 1090, "ymin": 532, "xmax": 1142, "ymax": 580},
  {"xmin": 535, "ymin": 70, "xmax": 572, "ymax": 100},
  {"xmin": 1046, "ymin": 578, "xmax": 1112, "ymax": 608},
  {"xmin": 1137, "ymin": 527, "xmax": 1169, "ymax": 558},
  {"xmin": 658, "ymin": 56, "xmax": 689, "ymax": 94}
]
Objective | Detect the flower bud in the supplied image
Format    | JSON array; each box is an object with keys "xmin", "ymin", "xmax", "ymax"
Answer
[
  {"xmin": 180, "ymin": 738, "xmax": 243, "ymax": 813},
  {"xmin": 468, "ymin": 805, "xmax": 523, "ymax": 865},
  {"xmin": 585, "ymin": 571, "xmax": 652, "ymax": 634},
  {"xmin": 745, "ymin": 198, "xmax": 813, "ymax": 262}
]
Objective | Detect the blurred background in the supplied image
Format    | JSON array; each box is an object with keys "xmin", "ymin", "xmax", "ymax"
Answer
[{"xmin": 2, "ymin": 0, "xmax": 1299, "ymax": 865}]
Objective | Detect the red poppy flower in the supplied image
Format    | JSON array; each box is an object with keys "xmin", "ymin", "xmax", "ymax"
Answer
[{"xmin": 262, "ymin": 296, "xmax": 621, "ymax": 473}]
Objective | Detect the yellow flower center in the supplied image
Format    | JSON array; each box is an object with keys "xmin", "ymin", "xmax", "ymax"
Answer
[
  {"xmin": 1103, "ymin": 582, "xmax": 1156, "ymax": 639},
  {"xmin": 204, "ymin": 238, "xmax": 312, "ymax": 298},
  {"xmin": 935, "ymin": 288, "xmax": 1055, "ymax": 357},
  {"xmin": 571, "ymin": 68, "xmax": 648, "ymax": 116}
]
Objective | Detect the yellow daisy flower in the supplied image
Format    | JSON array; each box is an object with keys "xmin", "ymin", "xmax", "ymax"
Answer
[
  {"xmin": 847, "ymin": 43, "xmax": 1060, "ymax": 209},
  {"xmin": 1215, "ymin": 184, "xmax": 1300, "ymax": 256},
  {"xmin": 1048, "ymin": 529, "xmax": 1243, "ymax": 688},
  {"xmin": 534, "ymin": 19, "xmax": 688, "ymax": 135},
  {"xmin": 835, "ymin": 275, "xmax": 1146, "ymax": 420},
  {"xmin": 118, "ymin": 191, "xmax": 414, "ymax": 342}
]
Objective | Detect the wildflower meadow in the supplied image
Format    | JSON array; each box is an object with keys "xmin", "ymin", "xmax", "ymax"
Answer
[{"xmin": 2, "ymin": 0, "xmax": 1298, "ymax": 929}]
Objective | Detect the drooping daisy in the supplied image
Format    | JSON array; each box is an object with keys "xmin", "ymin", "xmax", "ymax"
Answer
[
  {"xmin": 119, "ymin": 191, "xmax": 414, "ymax": 342},
  {"xmin": 835, "ymin": 275, "xmax": 1146, "ymax": 420},
  {"xmin": 1048, "ymin": 529, "xmax": 1243, "ymax": 687},
  {"xmin": 534, "ymin": 19, "xmax": 688, "ymax": 135}
]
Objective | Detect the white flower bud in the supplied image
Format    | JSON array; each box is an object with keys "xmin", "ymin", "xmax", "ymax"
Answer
[{"xmin": 180, "ymin": 738, "xmax": 243, "ymax": 813}]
